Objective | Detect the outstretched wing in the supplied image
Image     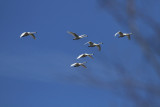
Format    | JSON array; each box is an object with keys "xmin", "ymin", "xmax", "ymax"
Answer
[
  {"xmin": 71, "ymin": 63, "xmax": 76, "ymax": 67},
  {"xmin": 96, "ymin": 45, "xmax": 101, "ymax": 51},
  {"xmin": 20, "ymin": 32, "xmax": 27, "ymax": 38},
  {"xmin": 127, "ymin": 35, "xmax": 131, "ymax": 40},
  {"xmin": 77, "ymin": 54, "xmax": 84, "ymax": 59},
  {"xmin": 67, "ymin": 31, "xmax": 79, "ymax": 38},
  {"xmin": 88, "ymin": 55, "xmax": 93, "ymax": 59},
  {"xmin": 30, "ymin": 34, "xmax": 36, "ymax": 39},
  {"xmin": 80, "ymin": 64, "xmax": 87, "ymax": 68},
  {"xmin": 114, "ymin": 32, "xmax": 120, "ymax": 37},
  {"xmin": 84, "ymin": 41, "xmax": 89, "ymax": 45}
]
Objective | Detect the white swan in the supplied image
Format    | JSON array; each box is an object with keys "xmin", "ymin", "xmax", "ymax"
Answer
[
  {"xmin": 115, "ymin": 31, "xmax": 133, "ymax": 40},
  {"xmin": 70, "ymin": 62, "xmax": 87, "ymax": 68},
  {"xmin": 20, "ymin": 32, "xmax": 37, "ymax": 39},
  {"xmin": 84, "ymin": 41, "xmax": 103, "ymax": 51},
  {"xmin": 77, "ymin": 53, "xmax": 94, "ymax": 59},
  {"xmin": 67, "ymin": 31, "xmax": 88, "ymax": 40}
]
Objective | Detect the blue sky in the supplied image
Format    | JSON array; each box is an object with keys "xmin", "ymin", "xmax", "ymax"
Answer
[{"xmin": 0, "ymin": 0, "xmax": 159, "ymax": 106}]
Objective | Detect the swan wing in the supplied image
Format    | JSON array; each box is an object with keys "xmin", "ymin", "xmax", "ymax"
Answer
[
  {"xmin": 127, "ymin": 35, "xmax": 131, "ymax": 40},
  {"xmin": 77, "ymin": 54, "xmax": 84, "ymax": 59},
  {"xmin": 67, "ymin": 31, "xmax": 79, "ymax": 38},
  {"xmin": 20, "ymin": 32, "xmax": 27, "ymax": 38},
  {"xmin": 88, "ymin": 55, "xmax": 93, "ymax": 59},
  {"xmin": 84, "ymin": 42, "xmax": 89, "ymax": 45},
  {"xmin": 30, "ymin": 34, "xmax": 36, "ymax": 39},
  {"xmin": 71, "ymin": 63, "xmax": 76, "ymax": 67},
  {"xmin": 96, "ymin": 45, "xmax": 101, "ymax": 51},
  {"xmin": 114, "ymin": 32, "xmax": 119, "ymax": 37},
  {"xmin": 80, "ymin": 64, "xmax": 87, "ymax": 68}
]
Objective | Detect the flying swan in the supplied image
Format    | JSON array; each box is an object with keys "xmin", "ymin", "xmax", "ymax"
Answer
[
  {"xmin": 77, "ymin": 53, "xmax": 94, "ymax": 59},
  {"xmin": 71, "ymin": 62, "xmax": 87, "ymax": 68},
  {"xmin": 20, "ymin": 32, "xmax": 37, "ymax": 39},
  {"xmin": 67, "ymin": 31, "xmax": 88, "ymax": 40},
  {"xmin": 84, "ymin": 41, "xmax": 103, "ymax": 51},
  {"xmin": 115, "ymin": 31, "xmax": 133, "ymax": 40}
]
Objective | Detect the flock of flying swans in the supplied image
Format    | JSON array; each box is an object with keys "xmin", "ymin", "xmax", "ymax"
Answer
[{"xmin": 20, "ymin": 31, "xmax": 133, "ymax": 69}]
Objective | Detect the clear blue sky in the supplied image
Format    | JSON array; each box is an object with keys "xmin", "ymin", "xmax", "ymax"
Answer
[{"xmin": 0, "ymin": 0, "xmax": 159, "ymax": 107}]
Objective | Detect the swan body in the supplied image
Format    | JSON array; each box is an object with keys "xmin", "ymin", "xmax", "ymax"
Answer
[
  {"xmin": 20, "ymin": 32, "xmax": 37, "ymax": 39},
  {"xmin": 67, "ymin": 31, "xmax": 88, "ymax": 40},
  {"xmin": 71, "ymin": 62, "xmax": 87, "ymax": 68}
]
